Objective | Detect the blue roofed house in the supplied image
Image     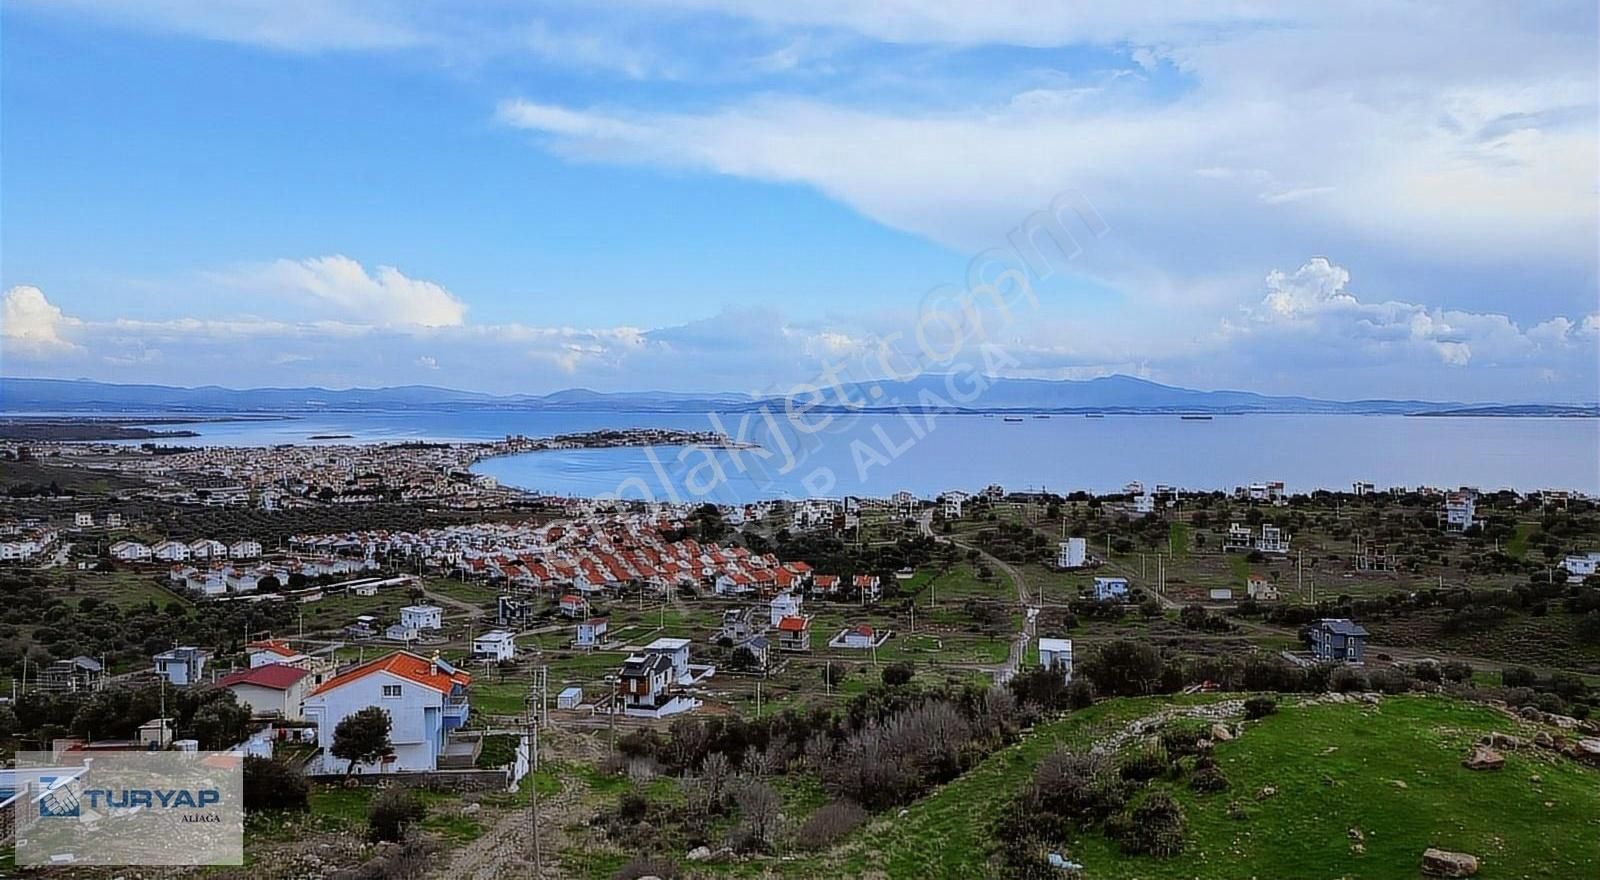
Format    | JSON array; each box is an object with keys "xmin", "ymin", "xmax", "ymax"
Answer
[{"xmin": 1309, "ymin": 618, "xmax": 1369, "ymax": 664}]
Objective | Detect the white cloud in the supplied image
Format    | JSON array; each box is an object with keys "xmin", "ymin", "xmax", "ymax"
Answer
[
  {"xmin": 211, "ymin": 255, "xmax": 467, "ymax": 328},
  {"xmin": 496, "ymin": 102, "xmax": 651, "ymax": 143},
  {"xmin": 1, "ymin": 285, "xmax": 80, "ymax": 357},
  {"xmin": 1231, "ymin": 257, "xmax": 1597, "ymax": 371},
  {"xmin": 491, "ymin": 3, "xmax": 1596, "ymax": 321}
]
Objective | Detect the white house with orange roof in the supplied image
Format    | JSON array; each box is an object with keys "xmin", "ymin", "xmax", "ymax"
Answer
[
  {"xmin": 558, "ymin": 594, "xmax": 587, "ymax": 618},
  {"xmin": 301, "ymin": 651, "xmax": 472, "ymax": 773},
  {"xmin": 776, "ymin": 615, "xmax": 812, "ymax": 652}
]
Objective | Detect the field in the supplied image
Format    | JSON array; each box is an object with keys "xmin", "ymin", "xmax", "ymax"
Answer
[
  {"xmin": 51, "ymin": 569, "xmax": 194, "ymax": 611},
  {"xmin": 761, "ymin": 694, "xmax": 1600, "ymax": 879},
  {"xmin": 1363, "ymin": 609, "xmax": 1600, "ymax": 674}
]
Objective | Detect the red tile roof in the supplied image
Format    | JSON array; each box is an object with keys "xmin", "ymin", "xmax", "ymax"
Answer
[
  {"xmin": 777, "ymin": 616, "xmax": 809, "ymax": 632},
  {"xmin": 217, "ymin": 663, "xmax": 309, "ymax": 690},
  {"xmin": 309, "ymin": 651, "xmax": 471, "ymax": 697}
]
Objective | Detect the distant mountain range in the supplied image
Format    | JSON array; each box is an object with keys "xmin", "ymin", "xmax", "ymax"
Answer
[{"xmin": 2, "ymin": 375, "xmax": 1595, "ymax": 417}]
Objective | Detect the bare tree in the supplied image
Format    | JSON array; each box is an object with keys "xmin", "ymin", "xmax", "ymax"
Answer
[
  {"xmin": 733, "ymin": 780, "xmax": 783, "ymax": 852},
  {"xmin": 700, "ymin": 751, "xmax": 731, "ymax": 803}
]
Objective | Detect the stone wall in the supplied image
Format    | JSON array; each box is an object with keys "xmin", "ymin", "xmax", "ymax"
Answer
[{"xmin": 309, "ymin": 768, "xmax": 509, "ymax": 792}]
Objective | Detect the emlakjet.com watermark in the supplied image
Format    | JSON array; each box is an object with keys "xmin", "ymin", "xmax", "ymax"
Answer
[{"xmin": 15, "ymin": 751, "xmax": 244, "ymax": 866}]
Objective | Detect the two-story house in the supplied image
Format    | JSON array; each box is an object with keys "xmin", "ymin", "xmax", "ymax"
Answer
[
  {"xmin": 1039, "ymin": 637, "xmax": 1073, "ymax": 682},
  {"xmin": 153, "ymin": 646, "xmax": 212, "ymax": 686},
  {"xmin": 776, "ymin": 615, "xmax": 812, "ymax": 652},
  {"xmin": 576, "ymin": 617, "xmax": 608, "ymax": 649},
  {"xmin": 769, "ymin": 590, "xmax": 803, "ymax": 627},
  {"xmin": 1309, "ymin": 618, "xmax": 1368, "ymax": 665},
  {"xmin": 217, "ymin": 663, "xmax": 312, "ymax": 719},
  {"xmin": 471, "ymin": 630, "xmax": 516, "ymax": 662},
  {"xmin": 400, "ymin": 604, "xmax": 444, "ymax": 631},
  {"xmin": 302, "ymin": 651, "xmax": 472, "ymax": 773}
]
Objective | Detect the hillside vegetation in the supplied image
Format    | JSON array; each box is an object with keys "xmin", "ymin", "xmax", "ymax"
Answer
[{"xmin": 801, "ymin": 695, "xmax": 1600, "ymax": 878}]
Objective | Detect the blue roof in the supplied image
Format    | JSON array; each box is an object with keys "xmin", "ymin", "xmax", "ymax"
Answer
[{"xmin": 1319, "ymin": 619, "xmax": 1368, "ymax": 637}]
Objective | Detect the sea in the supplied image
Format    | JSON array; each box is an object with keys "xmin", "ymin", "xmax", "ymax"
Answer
[{"xmin": 51, "ymin": 409, "xmax": 1600, "ymax": 503}]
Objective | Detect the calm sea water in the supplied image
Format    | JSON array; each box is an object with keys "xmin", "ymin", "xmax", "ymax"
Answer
[{"xmin": 60, "ymin": 409, "xmax": 1600, "ymax": 501}]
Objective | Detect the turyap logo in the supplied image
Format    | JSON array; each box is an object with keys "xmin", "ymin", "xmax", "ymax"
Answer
[
  {"xmin": 85, "ymin": 788, "xmax": 223, "ymax": 810},
  {"xmin": 39, "ymin": 784, "xmax": 222, "ymax": 818},
  {"xmin": 38, "ymin": 777, "xmax": 80, "ymax": 818},
  {"xmin": 18, "ymin": 751, "xmax": 244, "ymax": 866}
]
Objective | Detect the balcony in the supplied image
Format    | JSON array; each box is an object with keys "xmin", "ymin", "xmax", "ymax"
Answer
[{"xmin": 442, "ymin": 695, "xmax": 470, "ymax": 730}]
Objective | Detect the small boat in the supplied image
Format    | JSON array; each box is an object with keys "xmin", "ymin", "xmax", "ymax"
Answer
[
  {"xmin": 1180, "ymin": 415, "xmax": 1213, "ymax": 421},
  {"xmin": 1033, "ymin": 414, "xmax": 1050, "ymax": 420},
  {"xmin": 1084, "ymin": 413, "xmax": 1104, "ymax": 419},
  {"xmin": 1002, "ymin": 416, "xmax": 1024, "ymax": 423}
]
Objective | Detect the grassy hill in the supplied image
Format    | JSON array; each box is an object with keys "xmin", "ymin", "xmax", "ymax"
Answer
[{"xmin": 797, "ymin": 694, "xmax": 1600, "ymax": 878}]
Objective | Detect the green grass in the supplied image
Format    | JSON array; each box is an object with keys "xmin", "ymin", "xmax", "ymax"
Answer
[
  {"xmin": 1168, "ymin": 521, "xmax": 1192, "ymax": 560},
  {"xmin": 425, "ymin": 576, "xmax": 499, "ymax": 605},
  {"xmin": 1505, "ymin": 522, "xmax": 1538, "ymax": 560},
  {"xmin": 49, "ymin": 570, "xmax": 193, "ymax": 611},
  {"xmin": 795, "ymin": 695, "xmax": 1600, "ymax": 878},
  {"xmin": 472, "ymin": 679, "xmax": 538, "ymax": 716}
]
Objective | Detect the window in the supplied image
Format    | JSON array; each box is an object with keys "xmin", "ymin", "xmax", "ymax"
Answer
[{"xmin": 382, "ymin": 684, "xmax": 402, "ymax": 698}]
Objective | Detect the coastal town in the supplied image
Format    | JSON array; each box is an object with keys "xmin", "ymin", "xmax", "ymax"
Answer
[
  {"xmin": 4, "ymin": 1, "xmax": 1598, "ymax": 874},
  {"xmin": 2, "ymin": 428, "xmax": 1598, "ymax": 877}
]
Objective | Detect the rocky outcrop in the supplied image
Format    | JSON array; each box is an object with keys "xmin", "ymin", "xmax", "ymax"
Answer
[
  {"xmin": 1462, "ymin": 746, "xmax": 1504, "ymax": 770},
  {"xmin": 1421, "ymin": 847, "xmax": 1480, "ymax": 877}
]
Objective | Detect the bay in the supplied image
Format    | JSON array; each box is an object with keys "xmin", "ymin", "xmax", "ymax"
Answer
[{"xmin": 58, "ymin": 409, "xmax": 1600, "ymax": 500}]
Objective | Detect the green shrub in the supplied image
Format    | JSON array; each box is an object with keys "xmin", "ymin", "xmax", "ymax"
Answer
[
  {"xmin": 242, "ymin": 756, "xmax": 309, "ymax": 813},
  {"xmin": 1111, "ymin": 792, "xmax": 1187, "ymax": 856},
  {"xmin": 367, "ymin": 787, "xmax": 427, "ymax": 843},
  {"xmin": 1243, "ymin": 695, "xmax": 1278, "ymax": 719},
  {"xmin": 1118, "ymin": 744, "xmax": 1168, "ymax": 783},
  {"xmin": 1189, "ymin": 766, "xmax": 1230, "ymax": 794}
]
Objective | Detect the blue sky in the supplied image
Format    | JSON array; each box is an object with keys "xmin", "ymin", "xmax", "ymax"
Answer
[{"xmin": 2, "ymin": 1, "xmax": 1597, "ymax": 402}]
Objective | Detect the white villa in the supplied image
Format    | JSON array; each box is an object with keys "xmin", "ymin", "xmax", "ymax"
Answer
[
  {"xmin": 229, "ymin": 539, "xmax": 263, "ymax": 560},
  {"xmin": 153, "ymin": 540, "xmax": 191, "ymax": 562},
  {"xmin": 471, "ymin": 630, "xmax": 516, "ymax": 662},
  {"xmin": 1039, "ymin": 637, "xmax": 1073, "ymax": 681},
  {"xmin": 400, "ymin": 604, "xmax": 444, "ymax": 631},
  {"xmin": 1057, "ymin": 537, "xmax": 1087, "ymax": 569},
  {"xmin": 190, "ymin": 539, "xmax": 228, "ymax": 559},
  {"xmin": 153, "ymin": 646, "xmax": 212, "ymax": 686},
  {"xmin": 1561, "ymin": 552, "xmax": 1600, "ymax": 584},
  {"xmin": 110, "ymin": 540, "xmax": 152, "ymax": 562},
  {"xmin": 769, "ymin": 590, "xmax": 803, "ymax": 627},
  {"xmin": 302, "ymin": 651, "xmax": 472, "ymax": 773},
  {"xmin": 577, "ymin": 617, "xmax": 608, "ymax": 649}
]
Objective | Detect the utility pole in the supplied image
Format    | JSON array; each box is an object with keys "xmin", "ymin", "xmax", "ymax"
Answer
[{"xmin": 524, "ymin": 693, "xmax": 542, "ymax": 875}]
